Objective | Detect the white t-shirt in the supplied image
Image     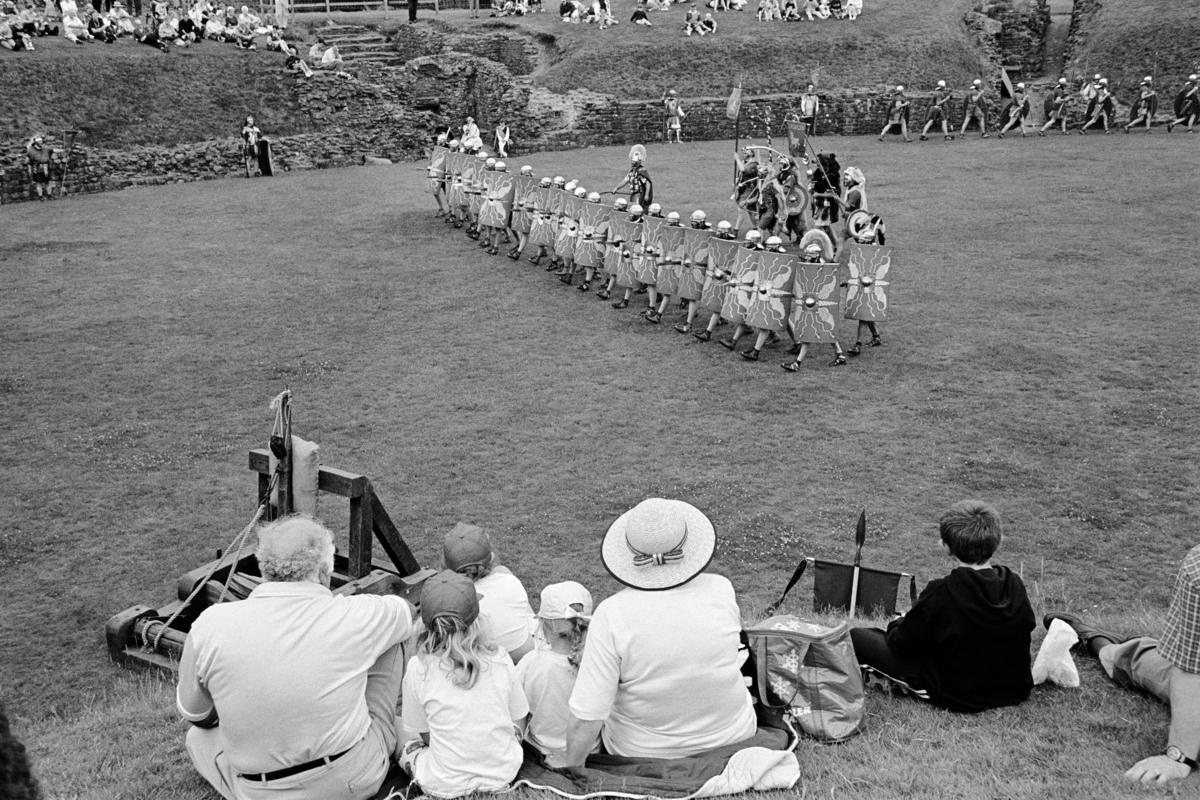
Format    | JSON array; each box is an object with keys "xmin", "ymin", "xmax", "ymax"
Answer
[
  {"xmin": 569, "ymin": 573, "xmax": 756, "ymax": 759},
  {"xmin": 180, "ymin": 582, "xmax": 414, "ymax": 774},
  {"xmin": 401, "ymin": 651, "xmax": 529, "ymax": 798},
  {"xmin": 515, "ymin": 649, "xmax": 576, "ymax": 757},
  {"xmin": 476, "ymin": 567, "xmax": 536, "ymax": 653}
]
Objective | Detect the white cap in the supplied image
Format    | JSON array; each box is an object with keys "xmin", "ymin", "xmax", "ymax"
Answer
[
  {"xmin": 537, "ymin": 581, "xmax": 593, "ymax": 620},
  {"xmin": 552, "ymin": 175, "xmax": 565, "ymax": 185},
  {"xmin": 539, "ymin": 176, "xmax": 552, "ymax": 186},
  {"xmin": 666, "ymin": 211, "xmax": 681, "ymax": 222},
  {"xmin": 1016, "ymin": 82, "xmax": 1025, "ymax": 90},
  {"xmin": 690, "ymin": 209, "xmax": 707, "ymax": 222},
  {"xmin": 972, "ymin": 79, "xmax": 982, "ymax": 86},
  {"xmin": 1093, "ymin": 73, "xmax": 1101, "ymax": 80},
  {"xmin": 648, "ymin": 202, "xmax": 662, "ymax": 215},
  {"xmin": 476, "ymin": 151, "xmax": 488, "ymax": 159}
]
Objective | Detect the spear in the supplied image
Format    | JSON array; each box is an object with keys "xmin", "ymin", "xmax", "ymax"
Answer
[{"xmin": 848, "ymin": 509, "xmax": 866, "ymax": 618}]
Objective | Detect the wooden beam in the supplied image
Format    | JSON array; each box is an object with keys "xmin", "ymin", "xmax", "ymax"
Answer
[
  {"xmin": 348, "ymin": 483, "xmax": 374, "ymax": 579},
  {"xmin": 370, "ymin": 489, "xmax": 422, "ymax": 576},
  {"xmin": 248, "ymin": 449, "xmax": 367, "ymax": 498}
]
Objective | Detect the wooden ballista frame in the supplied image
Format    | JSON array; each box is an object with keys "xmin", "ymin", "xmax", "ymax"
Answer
[{"xmin": 105, "ymin": 449, "xmax": 433, "ymax": 672}]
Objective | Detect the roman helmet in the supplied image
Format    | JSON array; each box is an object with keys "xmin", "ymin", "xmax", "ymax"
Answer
[
  {"xmin": 586, "ymin": 191, "xmax": 601, "ymax": 203},
  {"xmin": 666, "ymin": 211, "xmax": 681, "ymax": 224},
  {"xmin": 494, "ymin": 161, "xmax": 507, "ymax": 172},
  {"xmin": 716, "ymin": 220, "xmax": 732, "ymax": 234},
  {"xmin": 613, "ymin": 197, "xmax": 629, "ymax": 211},
  {"xmin": 520, "ymin": 165, "xmax": 534, "ymax": 175},
  {"xmin": 690, "ymin": 209, "xmax": 707, "ymax": 224}
]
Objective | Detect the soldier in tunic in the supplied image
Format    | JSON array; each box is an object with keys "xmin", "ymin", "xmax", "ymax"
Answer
[
  {"xmin": 527, "ymin": 176, "xmax": 557, "ymax": 267},
  {"xmin": 610, "ymin": 203, "xmax": 645, "ymax": 310},
  {"xmin": 1079, "ymin": 78, "xmax": 1114, "ymax": 134},
  {"xmin": 958, "ymin": 79, "xmax": 990, "ymax": 139},
  {"xmin": 1124, "ymin": 77, "xmax": 1158, "ymax": 133},
  {"xmin": 508, "ymin": 165, "xmax": 536, "ymax": 260},
  {"xmin": 919, "ymin": 80, "xmax": 953, "ymax": 142},
  {"xmin": 799, "ymin": 84, "xmax": 820, "ymax": 136},
  {"xmin": 596, "ymin": 197, "xmax": 629, "ymax": 301},
  {"xmin": 1166, "ymin": 75, "xmax": 1199, "ymax": 133},
  {"xmin": 25, "ymin": 134, "xmax": 54, "ymax": 200},
  {"xmin": 574, "ymin": 192, "xmax": 606, "ymax": 292},
  {"xmin": 997, "ymin": 82, "xmax": 1032, "ymax": 138},
  {"xmin": 1039, "ymin": 78, "xmax": 1071, "ymax": 136},
  {"xmin": 614, "ymin": 154, "xmax": 653, "ymax": 208},
  {"xmin": 781, "ymin": 233, "xmax": 848, "ymax": 370},
  {"xmin": 737, "ymin": 235, "xmax": 790, "ymax": 362},
  {"xmin": 691, "ymin": 220, "xmax": 738, "ymax": 342},
  {"xmin": 717, "ymin": 230, "xmax": 766, "ymax": 353},
  {"xmin": 662, "ymin": 89, "xmax": 686, "ymax": 143},
  {"xmin": 878, "ymin": 85, "xmax": 913, "ymax": 142}
]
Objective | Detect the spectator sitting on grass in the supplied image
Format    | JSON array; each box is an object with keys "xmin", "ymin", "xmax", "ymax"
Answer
[
  {"xmin": 1045, "ymin": 544, "xmax": 1200, "ymax": 786},
  {"xmin": 596, "ymin": 2, "xmax": 616, "ymax": 27},
  {"xmin": 62, "ymin": 7, "xmax": 92, "ymax": 40},
  {"xmin": 781, "ymin": 0, "xmax": 799, "ymax": 20},
  {"xmin": 843, "ymin": 0, "xmax": 859, "ymax": 17},
  {"xmin": 0, "ymin": 20, "xmax": 30, "ymax": 50},
  {"xmin": 682, "ymin": 2, "xmax": 700, "ymax": 34},
  {"xmin": 698, "ymin": 10, "xmax": 714, "ymax": 32},
  {"xmin": 110, "ymin": 1, "xmax": 134, "ymax": 34},
  {"xmin": 849, "ymin": 500, "xmax": 1035, "ymax": 713},
  {"xmin": 88, "ymin": 6, "xmax": 116, "ymax": 41},
  {"xmin": 630, "ymin": 1, "xmax": 650, "ymax": 23}
]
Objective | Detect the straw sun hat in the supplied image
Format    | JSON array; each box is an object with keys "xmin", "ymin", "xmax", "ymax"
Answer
[{"xmin": 601, "ymin": 498, "xmax": 715, "ymax": 591}]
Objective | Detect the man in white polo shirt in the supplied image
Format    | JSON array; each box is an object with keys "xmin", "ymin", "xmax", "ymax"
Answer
[
  {"xmin": 563, "ymin": 498, "xmax": 757, "ymax": 764},
  {"xmin": 177, "ymin": 515, "xmax": 417, "ymax": 800}
]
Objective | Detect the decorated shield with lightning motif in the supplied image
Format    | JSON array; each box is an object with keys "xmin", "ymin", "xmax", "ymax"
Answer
[
  {"xmin": 528, "ymin": 187, "xmax": 556, "ymax": 246},
  {"xmin": 677, "ymin": 228, "xmax": 712, "ymax": 301},
  {"xmin": 574, "ymin": 202, "xmax": 609, "ymax": 266},
  {"xmin": 510, "ymin": 174, "xmax": 536, "ymax": 234},
  {"xmin": 603, "ymin": 211, "xmax": 631, "ymax": 273},
  {"xmin": 613, "ymin": 217, "xmax": 644, "ymax": 288},
  {"xmin": 720, "ymin": 247, "xmax": 761, "ymax": 325},
  {"xmin": 427, "ymin": 146, "xmax": 448, "ymax": 190},
  {"xmin": 743, "ymin": 251, "xmax": 796, "ymax": 332},
  {"xmin": 478, "ymin": 172, "xmax": 515, "ymax": 229},
  {"xmin": 638, "ymin": 216, "xmax": 666, "ymax": 285},
  {"xmin": 655, "ymin": 225, "xmax": 686, "ymax": 296},
  {"xmin": 701, "ymin": 237, "xmax": 740, "ymax": 315},
  {"xmin": 787, "ymin": 262, "xmax": 841, "ymax": 344},
  {"xmin": 843, "ymin": 243, "xmax": 894, "ymax": 322},
  {"xmin": 548, "ymin": 187, "xmax": 569, "ymax": 217}
]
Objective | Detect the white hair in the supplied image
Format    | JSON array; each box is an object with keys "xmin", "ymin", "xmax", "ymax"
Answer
[{"xmin": 255, "ymin": 515, "xmax": 335, "ymax": 582}]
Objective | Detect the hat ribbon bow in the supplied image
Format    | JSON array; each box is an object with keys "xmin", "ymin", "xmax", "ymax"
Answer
[{"xmin": 627, "ymin": 527, "xmax": 689, "ymax": 567}]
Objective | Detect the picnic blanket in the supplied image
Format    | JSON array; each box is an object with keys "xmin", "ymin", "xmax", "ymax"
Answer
[{"xmin": 510, "ymin": 724, "xmax": 799, "ymax": 800}]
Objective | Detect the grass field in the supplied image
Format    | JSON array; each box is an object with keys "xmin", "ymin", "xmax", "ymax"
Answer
[
  {"xmin": 3, "ymin": 132, "xmax": 1200, "ymax": 798},
  {"xmin": 1066, "ymin": 1, "xmax": 1200, "ymax": 91}
]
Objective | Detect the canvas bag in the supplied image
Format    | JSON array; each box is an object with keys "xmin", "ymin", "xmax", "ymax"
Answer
[{"xmin": 743, "ymin": 616, "xmax": 864, "ymax": 742}]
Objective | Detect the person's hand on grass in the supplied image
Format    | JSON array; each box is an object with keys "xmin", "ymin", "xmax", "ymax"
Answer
[{"xmin": 1124, "ymin": 754, "xmax": 1192, "ymax": 785}]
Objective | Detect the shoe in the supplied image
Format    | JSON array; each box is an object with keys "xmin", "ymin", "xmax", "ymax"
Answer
[
  {"xmin": 944, "ymin": 134, "xmax": 953, "ymax": 141},
  {"xmin": 1167, "ymin": 122, "xmax": 1175, "ymax": 132},
  {"xmin": 644, "ymin": 310, "xmax": 661, "ymax": 324},
  {"xmin": 848, "ymin": 342, "xmax": 862, "ymax": 356},
  {"xmin": 596, "ymin": 290, "xmax": 611, "ymax": 300},
  {"xmin": 577, "ymin": 281, "xmax": 590, "ymax": 291},
  {"xmin": 718, "ymin": 337, "xmax": 736, "ymax": 350},
  {"xmin": 528, "ymin": 255, "xmax": 541, "ymax": 265},
  {"xmin": 1123, "ymin": 127, "xmax": 1129, "ymax": 134},
  {"xmin": 1042, "ymin": 612, "xmax": 1123, "ymax": 655},
  {"xmin": 1104, "ymin": 129, "xmax": 1111, "ymax": 135},
  {"xmin": 781, "ymin": 360, "xmax": 800, "ymax": 372},
  {"xmin": 877, "ymin": 136, "xmax": 884, "ymax": 142},
  {"xmin": 829, "ymin": 354, "xmax": 847, "ymax": 367},
  {"xmin": 478, "ymin": 239, "xmax": 489, "ymax": 248},
  {"xmin": 919, "ymin": 135, "xmax": 928, "ymax": 141},
  {"xmin": 981, "ymin": 133, "xmax": 990, "ymax": 139},
  {"xmin": 560, "ymin": 273, "xmax": 574, "ymax": 285},
  {"xmin": 693, "ymin": 329, "xmax": 711, "ymax": 342},
  {"xmin": 997, "ymin": 133, "xmax": 1004, "ymax": 139},
  {"xmin": 868, "ymin": 335, "xmax": 883, "ymax": 347},
  {"xmin": 674, "ymin": 323, "xmax": 690, "ymax": 333},
  {"xmin": 903, "ymin": 138, "xmax": 912, "ymax": 143},
  {"xmin": 740, "ymin": 348, "xmax": 760, "ymax": 361},
  {"xmin": 634, "ymin": 286, "xmax": 648, "ymax": 294},
  {"xmin": 486, "ymin": 247, "xmax": 497, "ymax": 255},
  {"xmin": 1079, "ymin": 129, "xmax": 1086, "ymax": 135},
  {"xmin": 507, "ymin": 252, "xmax": 519, "ymax": 261},
  {"xmin": 785, "ymin": 343, "xmax": 801, "ymax": 355},
  {"xmin": 612, "ymin": 298, "xmax": 629, "ymax": 309},
  {"xmin": 1038, "ymin": 131, "xmax": 1046, "ymax": 137}
]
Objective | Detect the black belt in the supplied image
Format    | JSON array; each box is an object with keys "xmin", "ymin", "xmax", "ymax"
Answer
[{"xmin": 239, "ymin": 746, "xmax": 354, "ymax": 783}]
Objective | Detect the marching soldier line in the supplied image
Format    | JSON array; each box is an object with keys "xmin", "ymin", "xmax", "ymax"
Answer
[{"xmin": 425, "ymin": 139, "xmax": 891, "ymax": 372}]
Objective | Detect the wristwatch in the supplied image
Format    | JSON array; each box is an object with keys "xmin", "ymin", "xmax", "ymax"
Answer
[{"xmin": 1164, "ymin": 745, "xmax": 1198, "ymax": 771}]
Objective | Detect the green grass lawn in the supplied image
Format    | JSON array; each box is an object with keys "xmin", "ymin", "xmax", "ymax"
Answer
[
  {"xmin": 3, "ymin": 133, "xmax": 1199, "ymax": 798},
  {"xmin": 1067, "ymin": 1, "xmax": 1200, "ymax": 91}
]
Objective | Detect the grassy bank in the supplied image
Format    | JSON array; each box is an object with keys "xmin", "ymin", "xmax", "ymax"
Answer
[
  {"xmin": 0, "ymin": 37, "xmax": 314, "ymax": 147},
  {"xmin": 1067, "ymin": 0, "xmax": 1200, "ymax": 94}
]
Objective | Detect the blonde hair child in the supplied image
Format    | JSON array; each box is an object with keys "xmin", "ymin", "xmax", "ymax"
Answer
[
  {"xmin": 399, "ymin": 571, "xmax": 529, "ymax": 798},
  {"xmin": 515, "ymin": 582, "xmax": 598, "ymax": 767}
]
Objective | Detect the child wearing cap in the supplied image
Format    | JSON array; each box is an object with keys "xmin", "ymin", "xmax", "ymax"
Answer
[
  {"xmin": 516, "ymin": 582, "xmax": 597, "ymax": 766},
  {"xmin": 399, "ymin": 570, "xmax": 530, "ymax": 798},
  {"xmin": 443, "ymin": 523, "xmax": 537, "ymax": 663}
]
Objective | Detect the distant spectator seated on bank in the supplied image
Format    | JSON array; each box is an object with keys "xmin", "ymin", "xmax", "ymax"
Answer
[
  {"xmin": 843, "ymin": 0, "xmax": 859, "ymax": 18},
  {"xmin": 780, "ymin": 0, "xmax": 799, "ymax": 20},
  {"xmin": 87, "ymin": 7, "xmax": 116, "ymax": 41},
  {"xmin": 698, "ymin": 11, "xmax": 714, "ymax": 32},
  {"xmin": 61, "ymin": 4, "xmax": 93, "ymax": 41},
  {"xmin": 755, "ymin": 0, "xmax": 779, "ymax": 21},
  {"xmin": 630, "ymin": 1, "xmax": 650, "ymax": 24},
  {"xmin": 850, "ymin": 500, "xmax": 1036, "ymax": 713},
  {"xmin": 563, "ymin": 499, "xmax": 757, "ymax": 763},
  {"xmin": 110, "ymin": 1, "xmax": 134, "ymax": 34},
  {"xmin": 1, "ymin": 15, "xmax": 33, "ymax": 48},
  {"xmin": 682, "ymin": 3, "xmax": 700, "ymax": 34}
]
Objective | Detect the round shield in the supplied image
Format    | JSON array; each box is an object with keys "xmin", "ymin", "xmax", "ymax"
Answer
[
  {"xmin": 1174, "ymin": 89, "xmax": 1195, "ymax": 119},
  {"xmin": 629, "ymin": 144, "xmax": 647, "ymax": 164},
  {"xmin": 844, "ymin": 209, "xmax": 873, "ymax": 240},
  {"xmin": 783, "ymin": 183, "xmax": 809, "ymax": 217}
]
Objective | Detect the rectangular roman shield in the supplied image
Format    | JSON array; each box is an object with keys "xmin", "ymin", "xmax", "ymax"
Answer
[
  {"xmin": 743, "ymin": 251, "xmax": 796, "ymax": 332},
  {"xmin": 655, "ymin": 224, "xmax": 686, "ymax": 296},
  {"xmin": 529, "ymin": 192, "xmax": 556, "ymax": 247},
  {"xmin": 700, "ymin": 236, "xmax": 740, "ymax": 315},
  {"xmin": 638, "ymin": 216, "xmax": 665, "ymax": 285},
  {"xmin": 479, "ymin": 172, "xmax": 515, "ymax": 229},
  {"xmin": 787, "ymin": 262, "xmax": 841, "ymax": 344},
  {"xmin": 842, "ymin": 244, "xmax": 894, "ymax": 322},
  {"xmin": 677, "ymin": 228, "xmax": 712, "ymax": 302},
  {"xmin": 610, "ymin": 217, "xmax": 643, "ymax": 288},
  {"xmin": 574, "ymin": 202, "xmax": 609, "ymax": 267},
  {"xmin": 565, "ymin": 193, "xmax": 586, "ymax": 222},
  {"xmin": 428, "ymin": 146, "xmax": 448, "ymax": 179},
  {"xmin": 549, "ymin": 186, "xmax": 569, "ymax": 217},
  {"xmin": 720, "ymin": 246, "xmax": 761, "ymax": 325}
]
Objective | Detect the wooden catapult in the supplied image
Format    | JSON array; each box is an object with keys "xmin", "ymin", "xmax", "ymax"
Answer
[{"xmin": 105, "ymin": 395, "xmax": 434, "ymax": 671}]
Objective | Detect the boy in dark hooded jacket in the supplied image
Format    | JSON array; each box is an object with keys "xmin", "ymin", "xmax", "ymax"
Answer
[{"xmin": 850, "ymin": 500, "xmax": 1035, "ymax": 713}]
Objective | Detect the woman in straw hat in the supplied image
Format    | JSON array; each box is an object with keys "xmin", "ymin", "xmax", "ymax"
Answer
[{"xmin": 562, "ymin": 498, "xmax": 756, "ymax": 765}]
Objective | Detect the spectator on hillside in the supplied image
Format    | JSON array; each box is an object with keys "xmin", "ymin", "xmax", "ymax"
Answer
[
  {"xmin": 110, "ymin": 1, "xmax": 134, "ymax": 34},
  {"xmin": 682, "ymin": 2, "xmax": 700, "ymax": 34},
  {"xmin": 698, "ymin": 10, "xmax": 714, "ymax": 33},
  {"xmin": 87, "ymin": 6, "xmax": 115, "ymax": 40},
  {"xmin": 843, "ymin": 0, "xmax": 859, "ymax": 17},
  {"xmin": 781, "ymin": 0, "xmax": 799, "ymax": 21},
  {"xmin": 62, "ymin": 6, "xmax": 93, "ymax": 40},
  {"xmin": 0, "ymin": 19, "xmax": 33, "ymax": 49},
  {"xmin": 630, "ymin": 1, "xmax": 650, "ymax": 23}
]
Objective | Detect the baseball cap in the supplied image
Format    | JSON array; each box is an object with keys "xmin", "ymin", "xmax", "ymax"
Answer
[
  {"xmin": 442, "ymin": 522, "xmax": 493, "ymax": 572},
  {"xmin": 420, "ymin": 570, "xmax": 480, "ymax": 627},
  {"xmin": 538, "ymin": 581, "xmax": 593, "ymax": 620}
]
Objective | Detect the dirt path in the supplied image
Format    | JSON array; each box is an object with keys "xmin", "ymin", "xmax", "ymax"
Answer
[{"xmin": 1036, "ymin": 0, "xmax": 1075, "ymax": 80}]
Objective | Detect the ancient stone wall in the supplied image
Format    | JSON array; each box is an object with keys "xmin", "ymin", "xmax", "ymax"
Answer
[{"xmin": 963, "ymin": 0, "xmax": 1051, "ymax": 78}]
